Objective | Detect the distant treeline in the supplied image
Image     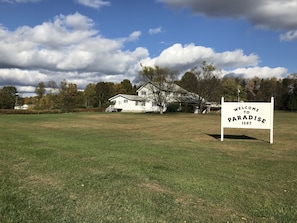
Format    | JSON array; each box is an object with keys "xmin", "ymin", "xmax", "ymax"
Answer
[{"xmin": 1, "ymin": 68, "xmax": 297, "ymax": 112}]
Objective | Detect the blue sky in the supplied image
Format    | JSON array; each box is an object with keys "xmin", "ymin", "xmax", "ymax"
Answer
[{"xmin": 0, "ymin": 0, "xmax": 296, "ymax": 95}]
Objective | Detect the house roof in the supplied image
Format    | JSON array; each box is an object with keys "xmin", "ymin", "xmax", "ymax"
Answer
[
  {"xmin": 137, "ymin": 82, "xmax": 189, "ymax": 94},
  {"xmin": 109, "ymin": 94, "xmax": 145, "ymax": 101}
]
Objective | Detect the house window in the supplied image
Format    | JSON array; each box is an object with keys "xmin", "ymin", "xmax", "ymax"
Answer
[
  {"xmin": 141, "ymin": 91, "xmax": 146, "ymax": 96},
  {"xmin": 135, "ymin": 101, "xmax": 145, "ymax": 106},
  {"xmin": 124, "ymin": 100, "xmax": 128, "ymax": 103}
]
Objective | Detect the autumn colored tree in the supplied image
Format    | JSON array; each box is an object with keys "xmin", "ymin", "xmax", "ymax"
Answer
[
  {"xmin": 38, "ymin": 95, "xmax": 52, "ymax": 109},
  {"xmin": 58, "ymin": 80, "xmax": 78, "ymax": 111}
]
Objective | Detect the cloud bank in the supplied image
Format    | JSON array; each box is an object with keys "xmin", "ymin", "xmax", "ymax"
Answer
[
  {"xmin": 0, "ymin": 12, "xmax": 289, "ymax": 95},
  {"xmin": 158, "ymin": 0, "xmax": 297, "ymax": 41}
]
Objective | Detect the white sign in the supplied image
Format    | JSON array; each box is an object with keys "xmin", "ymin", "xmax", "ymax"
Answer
[{"xmin": 221, "ymin": 97, "xmax": 274, "ymax": 143}]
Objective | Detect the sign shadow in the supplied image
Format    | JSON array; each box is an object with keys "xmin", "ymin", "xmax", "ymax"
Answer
[{"xmin": 207, "ymin": 134, "xmax": 257, "ymax": 141}]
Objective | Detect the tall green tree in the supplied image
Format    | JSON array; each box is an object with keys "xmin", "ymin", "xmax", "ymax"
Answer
[
  {"xmin": 287, "ymin": 94, "xmax": 297, "ymax": 112},
  {"xmin": 95, "ymin": 82, "xmax": 115, "ymax": 108},
  {"xmin": 84, "ymin": 83, "xmax": 97, "ymax": 108},
  {"xmin": 178, "ymin": 71, "xmax": 198, "ymax": 93},
  {"xmin": 0, "ymin": 86, "xmax": 18, "ymax": 109},
  {"xmin": 35, "ymin": 82, "xmax": 46, "ymax": 109},
  {"xmin": 58, "ymin": 80, "xmax": 78, "ymax": 111},
  {"xmin": 35, "ymin": 82, "xmax": 46, "ymax": 100},
  {"xmin": 283, "ymin": 74, "xmax": 297, "ymax": 111},
  {"xmin": 222, "ymin": 77, "xmax": 240, "ymax": 101},
  {"xmin": 120, "ymin": 79, "xmax": 134, "ymax": 94}
]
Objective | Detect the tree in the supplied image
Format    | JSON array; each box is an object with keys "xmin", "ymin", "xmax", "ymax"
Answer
[
  {"xmin": 0, "ymin": 86, "xmax": 18, "ymax": 109},
  {"xmin": 120, "ymin": 79, "xmax": 134, "ymax": 94},
  {"xmin": 84, "ymin": 83, "xmax": 97, "ymax": 108},
  {"xmin": 246, "ymin": 77, "xmax": 260, "ymax": 101},
  {"xmin": 35, "ymin": 82, "xmax": 46, "ymax": 109},
  {"xmin": 178, "ymin": 71, "xmax": 198, "ymax": 93},
  {"xmin": 38, "ymin": 95, "xmax": 52, "ymax": 109},
  {"xmin": 75, "ymin": 91, "xmax": 85, "ymax": 108},
  {"xmin": 113, "ymin": 79, "xmax": 136, "ymax": 95},
  {"xmin": 283, "ymin": 74, "xmax": 297, "ymax": 111},
  {"xmin": 35, "ymin": 82, "xmax": 46, "ymax": 100},
  {"xmin": 95, "ymin": 82, "xmax": 115, "ymax": 108},
  {"xmin": 222, "ymin": 77, "xmax": 240, "ymax": 101},
  {"xmin": 58, "ymin": 80, "xmax": 78, "ymax": 111},
  {"xmin": 48, "ymin": 80, "xmax": 58, "ymax": 94},
  {"xmin": 287, "ymin": 94, "xmax": 297, "ymax": 112},
  {"xmin": 190, "ymin": 61, "xmax": 222, "ymax": 112},
  {"xmin": 139, "ymin": 65, "xmax": 178, "ymax": 114}
]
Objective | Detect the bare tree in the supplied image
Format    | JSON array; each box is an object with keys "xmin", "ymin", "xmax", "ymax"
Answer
[
  {"xmin": 191, "ymin": 61, "xmax": 222, "ymax": 112},
  {"xmin": 139, "ymin": 65, "xmax": 178, "ymax": 114}
]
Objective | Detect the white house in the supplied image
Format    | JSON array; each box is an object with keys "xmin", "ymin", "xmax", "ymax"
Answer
[
  {"xmin": 105, "ymin": 94, "xmax": 153, "ymax": 113},
  {"xmin": 106, "ymin": 82, "xmax": 202, "ymax": 113},
  {"xmin": 14, "ymin": 104, "xmax": 30, "ymax": 110}
]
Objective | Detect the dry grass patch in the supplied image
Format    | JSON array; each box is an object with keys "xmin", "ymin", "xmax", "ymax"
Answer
[
  {"xmin": 22, "ymin": 175, "xmax": 63, "ymax": 190},
  {"xmin": 139, "ymin": 182, "xmax": 169, "ymax": 194}
]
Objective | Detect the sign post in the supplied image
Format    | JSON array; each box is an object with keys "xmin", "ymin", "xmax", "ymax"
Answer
[{"xmin": 221, "ymin": 97, "xmax": 274, "ymax": 144}]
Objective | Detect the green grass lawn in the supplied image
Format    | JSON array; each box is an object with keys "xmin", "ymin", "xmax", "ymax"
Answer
[{"xmin": 0, "ymin": 112, "xmax": 296, "ymax": 222}]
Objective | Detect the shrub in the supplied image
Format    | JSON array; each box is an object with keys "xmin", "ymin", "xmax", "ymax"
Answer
[{"xmin": 166, "ymin": 103, "xmax": 180, "ymax": 112}]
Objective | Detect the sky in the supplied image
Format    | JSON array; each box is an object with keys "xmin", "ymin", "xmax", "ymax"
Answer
[{"xmin": 0, "ymin": 0, "xmax": 297, "ymax": 95}]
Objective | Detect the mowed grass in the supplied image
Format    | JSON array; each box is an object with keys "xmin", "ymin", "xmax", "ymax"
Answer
[{"xmin": 0, "ymin": 112, "xmax": 296, "ymax": 223}]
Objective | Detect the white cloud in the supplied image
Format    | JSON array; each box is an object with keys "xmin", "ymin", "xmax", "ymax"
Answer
[
  {"xmin": 149, "ymin": 27, "xmax": 163, "ymax": 35},
  {"xmin": 0, "ymin": 12, "xmax": 148, "ymax": 72},
  {"xmin": 141, "ymin": 43, "xmax": 258, "ymax": 71},
  {"xmin": 0, "ymin": 68, "xmax": 47, "ymax": 86},
  {"xmin": 139, "ymin": 43, "xmax": 289, "ymax": 80},
  {"xmin": 0, "ymin": 13, "xmax": 149, "ymax": 93},
  {"xmin": 76, "ymin": 0, "xmax": 110, "ymax": 10},
  {"xmin": 280, "ymin": 30, "xmax": 297, "ymax": 42},
  {"xmin": 128, "ymin": 31, "xmax": 141, "ymax": 41},
  {"xmin": 158, "ymin": 0, "xmax": 297, "ymax": 37},
  {"xmin": 222, "ymin": 66, "xmax": 288, "ymax": 79}
]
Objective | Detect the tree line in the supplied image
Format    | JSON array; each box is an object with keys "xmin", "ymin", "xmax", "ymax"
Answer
[{"xmin": 1, "ymin": 62, "xmax": 297, "ymax": 112}]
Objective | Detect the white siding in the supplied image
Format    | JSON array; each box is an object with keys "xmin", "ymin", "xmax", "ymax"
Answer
[{"xmin": 111, "ymin": 96, "xmax": 146, "ymax": 112}]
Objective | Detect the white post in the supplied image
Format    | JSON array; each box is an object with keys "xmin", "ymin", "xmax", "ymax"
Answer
[
  {"xmin": 270, "ymin": 97, "xmax": 274, "ymax": 144},
  {"xmin": 221, "ymin": 97, "xmax": 224, "ymax": 141}
]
